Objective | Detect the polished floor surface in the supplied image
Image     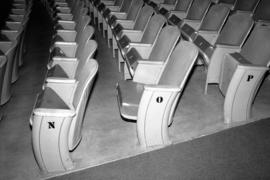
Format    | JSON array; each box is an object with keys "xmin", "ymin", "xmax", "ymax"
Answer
[{"xmin": 0, "ymin": 2, "xmax": 270, "ymax": 179}]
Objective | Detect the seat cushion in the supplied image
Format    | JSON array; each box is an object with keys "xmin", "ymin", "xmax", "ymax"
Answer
[
  {"xmin": 47, "ymin": 64, "xmax": 69, "ymax": 79},
  {"xmin": 117, "ymin": 80, "xmax": 144, "ymax": 120}
]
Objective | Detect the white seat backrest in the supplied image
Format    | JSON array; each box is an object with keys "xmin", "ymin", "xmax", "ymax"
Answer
[
  {"xmin": 75, "ymin": 40, "xmax": 98, "ymax": 79},
  {"xmin": 141, "ymin": 14, "xmax": 166, "ymax": 44},
  {"xmin": 158, "ymin": 41, "xmax": 198, "ymax": 89},
  {"xmin": 73, "ymin": 58, "xmax": 98, "ymax": 109},
  {"xmin": 133, "ymin": 5, "xmax": 154, "ymax": 31},
  {"xmin": 149, "ymin": 25, "xmax": 181, "ymax": 62},
  {"xmin": 76, "ymin": 25, "xmax": 95, "ymax": 56},
  {"xmin": 174, "ymin": 0, "xmax": 193, "ymax": 12},
  {"xmin": 199, "ymin": 4, "xmax": 230, "ymax": 32},
  {"xmin": 240, "ymin": 24, "xmax": 270, "ymax": 66},
  {"xmin": 215, "ymin": 12, "xmax": 254, "ymax": 46}
]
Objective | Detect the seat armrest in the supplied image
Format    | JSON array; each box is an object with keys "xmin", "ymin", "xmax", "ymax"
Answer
[
  {"xmin": 102, "ymin": 1, "xmax": 114, "ymax": 5},
  {"xmin": 116, "ymin": 20, "xmax": 135, "ymax": 29},
  {"xmin": 159, "ymin": 4, "xmax": 175, "ymax": 11},
  {"xmin": 56, "ymin": 30, "xmax": 77, "ymax": 41},
  {"xmin": 53, "ymin": 42, "xmax": 78, "ymax": 57},
  {"xmin": 129, "ymin": 43, "xmax": 152, "ymax": 59},
  {"xmin": 57, "ymin": 13, "xmax": 73, "ymax": 21},
  {"xmin": 121, "ymin": 31, "xmax": 143, "ymax": 42},
  {"xmin": 215, "ymin": 44, "xmax": 241, "ymax": 49},
  {"xmin": 144, "ymin": 85, "xmax": 181, "ymax": 92},
  {"xmin": 170, "ymin": 11, "xmax": 187, "ymax": 20},
  {"xmin": 1, "ymin": 30, "xmax": 18, "ymax": 41},
  {"xmin": 106, "ymin": 5, "xmax": 120, "ymax": 11},
  {"xmin": 8, "ymin": 14, "xmax": 24, "ymax": 21},
  {"xmin": 44, "ymin": 80, "xmax": 77, "ymax": 106},
  {"xmin": 110, "ymin": 11, "xmax": 127, "ymax": 19},
  {"xmin": 137, "ymin": 60, "xmax": 164, "ymax": 65},
  {"xmin": 0, "ymin": 41, "xmax": 13, "ymax": 52},
  {"xmin": 57, "ymin": 21, "xmax": 76, "ymax": 30},
  {"xmin": 33, "ymin": 87, "xmax": 75, "ymax": 117},
  {"xmin": 5, "ymin": 21, "xmax": 22, "ymax": 30},
  {"xmin": 50, "ymin": 58, "xmax": 78, "ymax": 78}
]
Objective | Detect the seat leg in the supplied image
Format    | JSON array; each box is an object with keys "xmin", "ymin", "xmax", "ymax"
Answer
[
  {"xmin": 32, "ymin": 115, "xmax": 73, "ymax": 173},
  {"xmin": 137, "ymin": 90, "xmax": 180, "ymax": 147},
  {"xmin": 222, "ymin": 66, "xmax": 268, "ymax": 123}
]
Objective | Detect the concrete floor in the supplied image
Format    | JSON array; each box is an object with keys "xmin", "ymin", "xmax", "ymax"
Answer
[{"xmin": 0, "ymin": 2, "xmax": 270, "ymax": 180}]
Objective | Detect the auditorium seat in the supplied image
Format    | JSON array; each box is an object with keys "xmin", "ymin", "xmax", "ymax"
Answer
[
  {"xmin": 253, "ymin": 0, "xmax": 270, "ymax": 24},
  {"xmin": 53, "ymin": 15, "xmax": 90, "ymax": 45},
  {"xmin": 182, "ymin": 0, "xmax": 212, "ymax": 30},
  {"xmin": 124, "ymin": 25, "xmax": 180, "ymax": 83},
  {"xmin": 234, "ymin": 0, "xmax": 260, "ymax": 14},
  {"xmin": 0, "ymin": 40, "xmax": 18, "ymax": 105},
  {"xmin": 31, "ymin": 58, "xmax": 98, "ymax": 173},
  {"xmin": 196, "ymin": 4, "xmax": 230, "ymax": 45},
  {"xmin": 116, "ymin": 41, "xmax": 198, "ymax": 147},
  {"xmin": 204, "ymin": 12, "xmax": 254, "ymax": 93},
  {"xmin": 117, "ymin": 14, "xmax": 166, "ymax": 72},
  {"xmin": 102, "ymin": 0, "xmax": 143, "ymax": 39},
  {"xmin": 108, "ymin": 5, "xmax": 154, "ymax": 56},
  {"xmin": 180, "ymin": 3, "xmax": 230, "ymax": 43},
  {"xmin": 169, "ymin": 0, "xmax": 193, "ymax": 19},
  {"xmin": 219, "ymin": 23, "xmax": 270, "ymax": 123},
  {"xmin": 50, "ymin": 25, "xmax": 94, "ymax": 60},
  {"xmin": 97, "ymin": 0, "xmax": 132, "ymax": 31},
  {"xmin": 46, "ymin": 39, "xmax": 97, "ymax": 83}
]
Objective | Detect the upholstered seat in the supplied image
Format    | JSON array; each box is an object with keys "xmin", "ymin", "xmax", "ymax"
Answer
[
  {"xmin": 31, "ymin": 58, "xmax": 98, "ymax": 173},
  {"xmin": 214, "ymin": 0, "xmax": 238, "ymax": 10},
  {"xmin": 124, "ymin": 25, "xmax": 181, "ymax": 84},
  {"xmin": 219, "ymin": 23, "xmax": 270, "ymax": 123},
  {"xmin": 117, "ymin": 41, "xmax": 198, "ymax": 147}
]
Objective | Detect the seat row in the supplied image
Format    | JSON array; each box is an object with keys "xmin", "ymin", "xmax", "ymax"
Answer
[
  {"xmin": 0, "ymin": 0, "xmax": 32, "ymax": 106},
  {"xmin": 29, "ymin": 0, "xmax": 99, "ymax": 173},
  {"xmin": 91, "ymin": 0, "xmax": 270, "ymax": 147}
]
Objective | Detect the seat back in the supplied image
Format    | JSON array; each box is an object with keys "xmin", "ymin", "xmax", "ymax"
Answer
[
  {"xmin": 133, "ymin": 5, "xmax": 154, "ymax": 31},
  {"xmin": 70, "ymin": 58, "xmax": 98, "ymax": 150},
  {"xmin": 234, "ymin": 0, "xmax": 260, "ymax": 13},
  {"xmin": 254, "ymin": 0, "xmax": 270, "ymax": 23},
  {"xmin": 240, "ymin": 24, "xmax": 270, "ymax": 66},
  {"xmin": 76, "ymin": 25, "xmax": 95, "ymax": 57},
  {"xmin": 149, "ymin": 25, "xmax": 181, "ymax": 62},
  {"xmin": 174, "ymin": 0, "xmax": 193, "ymax": 12},
  {"xmin": 185, "ymin": 0, "xmax": 211, "ymax": 21},
  {"xmin": 120, "ymin": 0, "xmax": 132, "ymax": 13},
  {"xmin": 215, "ymin": 12, "xmax": 254, "ymax": 46},
  {"xmin": 218, "ymin": 0, "xmax": 237, "ymax": 9},
  {"xmin": 158, "ymin": 41, "xmax": 198, "ymax": 89},
  {"xmin": 75, "ymin": 15, "xmax": 91, "ymax": 38},
  {"xmin": 199, "ymin": 4, "xmax": 230, "ymax": 32},
  {"xmin": 141, "ymin": 14, "xmax": 166, "ymax": 44},
  {"xmin": 126, "ymin": 0, "xmax": 144, "ymax": 21},
  {"xmin": 75, "ymin": 40, "xmax": 98, "ymax": 78},
  {"xmin": 114, "ymin": 0, "xmax": 124, "ymax": 7}
]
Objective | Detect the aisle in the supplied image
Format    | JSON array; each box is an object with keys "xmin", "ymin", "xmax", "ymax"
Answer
[{"xmin": 0, "ymin": 1, "xmax": 53, "ymax": 179}]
